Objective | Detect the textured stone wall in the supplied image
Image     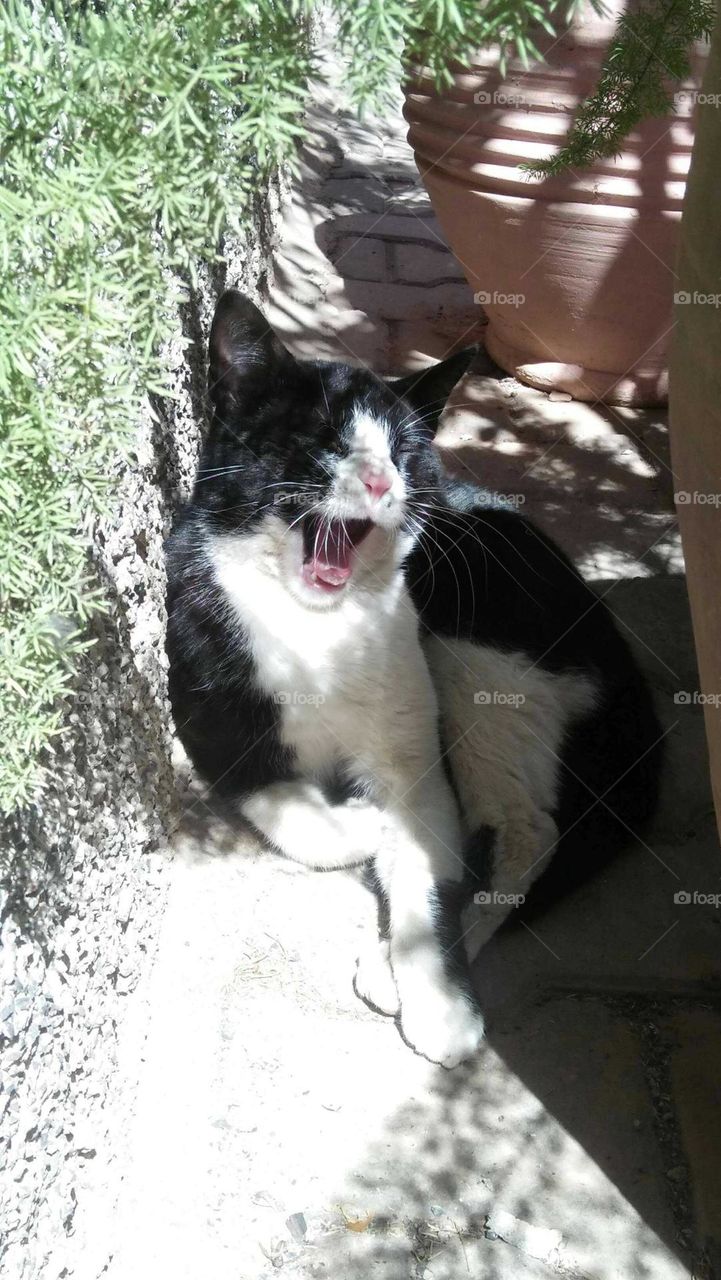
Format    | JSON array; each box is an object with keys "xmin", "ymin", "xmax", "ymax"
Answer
[{"xmin": 0, "ymin": 186, "xmax": 285, "ymax": 1279}]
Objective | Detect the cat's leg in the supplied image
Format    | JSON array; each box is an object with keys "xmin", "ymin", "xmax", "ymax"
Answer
[
  {"xmin": 335, "ymin": 626, "xmax": 486, "ymax": 1066},
  {"xmin": 353, "ymin": 875, "xmax": 400, "ymax": 1016},
  {"xmin": 354, "ymin": 935, "xmax": 400, "ymax": 1016},
  {"xmin": 241, "ymin": 780, "xmax": 386, "ymax": 870},
  {"xmin": 361, "ymin": 719, "xmax": 485, "ymax": 1067},
  {"xmin": 444, "ymin": 726, "xmax": 561, "ymax": 956},
  {"xmin": 422, "ymin": 637, "xmax": 596, "ymax": 958},
  {"xmin": 460, "ymin": 809, "xmax": 559, "ymax": 959}
]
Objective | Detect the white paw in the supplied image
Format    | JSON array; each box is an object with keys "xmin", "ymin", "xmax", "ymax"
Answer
[
  {"xmin": 240, "ymin": 791, "xmax": 274, "ymax": 832},
  {"xmin": 354, "ymin": 938, "xmax": 399, "ymax": 1016},
  {"xmin": 399, "ymin": 990, "xmax": 485, "ymax": 1068}
]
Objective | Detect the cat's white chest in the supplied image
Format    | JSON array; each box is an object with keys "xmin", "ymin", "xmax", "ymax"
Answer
[{"xmin": 209, "ymin": 530, "xmax": 417, "ymax": 774}]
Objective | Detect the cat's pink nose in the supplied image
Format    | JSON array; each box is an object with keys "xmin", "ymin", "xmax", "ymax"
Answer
[{"xmin": 361, "ymin": 467, "xmax": 392, "ymax": 501}]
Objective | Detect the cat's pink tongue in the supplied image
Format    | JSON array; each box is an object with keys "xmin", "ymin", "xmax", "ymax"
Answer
[{"xmin": 303, "ymin": 523, "xmax": 352, "ymax": 590}]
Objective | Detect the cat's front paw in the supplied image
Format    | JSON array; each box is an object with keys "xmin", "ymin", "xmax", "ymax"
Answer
[
  {"xmin": 241, "ymin": 790, "xmax": 275, "ymax": 834},
  {"xmin": 354, "ymin": 938, "xmax": 399, "ymax": 1016},
  {"xmin": 399, "ymin": 990, "xmax": 485, "ymax": 1068}
]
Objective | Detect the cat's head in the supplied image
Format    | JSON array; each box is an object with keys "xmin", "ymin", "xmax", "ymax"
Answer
[{"xmin": 198, "ymin": 289, "xmax": 474, "ymax": 609}]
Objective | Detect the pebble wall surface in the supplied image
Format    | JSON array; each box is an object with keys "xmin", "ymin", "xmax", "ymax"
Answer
[{"xmin": 0, "ymin": 192, "xmax": 285, "ymax": 1279}]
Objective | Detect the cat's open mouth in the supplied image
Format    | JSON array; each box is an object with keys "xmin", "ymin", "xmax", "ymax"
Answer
[{"xmin": 301, "ymin": 515, "xmax": 373, "ymax": 592}]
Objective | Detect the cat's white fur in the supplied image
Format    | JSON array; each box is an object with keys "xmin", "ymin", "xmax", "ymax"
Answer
[
  {"xmin": 207, "ymin": 410, "xmax": 596, "ymax": 1066},
  {"xmin": 424, "ymin": 637, "xmax": 597, "ymax": 957},
  {"xmin": 332, "ymin": 409, "xmax": 406, "ymax": 525}
]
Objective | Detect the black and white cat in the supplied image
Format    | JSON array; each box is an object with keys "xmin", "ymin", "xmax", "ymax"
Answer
[{"xmin": 165, "ymin": 290, "xmax": 662, "ymax": 1068}]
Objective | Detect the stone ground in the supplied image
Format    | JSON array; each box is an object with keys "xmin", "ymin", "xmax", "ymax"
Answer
[{"xmin": 108, "ymin": 75, "xmax": 721, "ymax": 1280}]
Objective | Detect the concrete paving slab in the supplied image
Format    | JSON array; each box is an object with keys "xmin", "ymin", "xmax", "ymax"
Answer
[{"xmin": 109, "ymin": 819, "xmax": 694, "ymax": 1279}]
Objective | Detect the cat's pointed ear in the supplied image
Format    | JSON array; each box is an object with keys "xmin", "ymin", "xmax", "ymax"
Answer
[
  {"xmin": 388, "ymin": 347, "xmax": 477, "ymax": 434},
  {"xmin": 208, "ymin": 290, "xmax": 293, "ymax": 404}
]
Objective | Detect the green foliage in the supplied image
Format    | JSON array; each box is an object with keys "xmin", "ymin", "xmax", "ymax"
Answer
[
  {"xmin": 525, "ymin": 0, "xmax": 715, "ymax": 177},
  {"xmin": 331, "ymin": 0, "xmax": 601, "ymax": 113},
  {"xmin": 0, "ymin": 0, "xmax": 314, "ymax": 811}
]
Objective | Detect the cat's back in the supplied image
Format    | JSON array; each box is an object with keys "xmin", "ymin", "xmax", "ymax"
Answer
[{"xmin": 406, "ymin": 480, "xmax": 627, "ymax": 673}]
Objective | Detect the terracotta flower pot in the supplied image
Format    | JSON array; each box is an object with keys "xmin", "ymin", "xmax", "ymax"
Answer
[{"xmin": 403, "ymin": 3, "xmax": 708, "ymax": 406}]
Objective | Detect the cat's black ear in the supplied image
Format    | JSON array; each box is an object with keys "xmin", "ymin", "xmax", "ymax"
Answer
[
  {"xmin": 208, "ymin": 289, "xmax": 293, "ymax": 404},
  {"xmin": 388, "ymin": 347, "xmax": 477, "ymax": 434}
]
